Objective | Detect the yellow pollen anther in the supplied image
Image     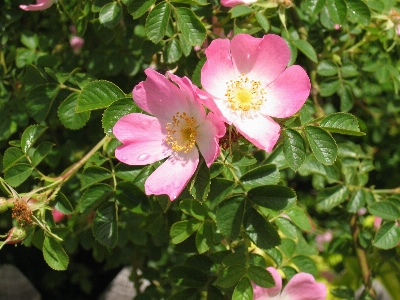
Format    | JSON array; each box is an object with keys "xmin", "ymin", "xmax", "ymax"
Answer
[
  {"xmin": 225, "ymin": 74, "xmax": 266, "ymax": 113},
  {"xmin": 166, "ymin": 112, "xmax": 197, "ymax": 153}
]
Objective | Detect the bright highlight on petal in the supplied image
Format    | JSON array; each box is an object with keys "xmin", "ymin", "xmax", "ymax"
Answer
[
  {"xmin": 201, "ymin": 33, "xmax": 311, "ymax": 152},
  {"xmin": 113, "ymin": 69, "xmax": 225, "ymax": 200}
]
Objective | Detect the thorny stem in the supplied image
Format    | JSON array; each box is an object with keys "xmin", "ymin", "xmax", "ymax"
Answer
[
  {"xmin": 350, "ymin": 214, "xmax": 376, "ymax": 299},
  {"xmin": 219, "ymin": 151, "xmax": 247, "ymax": 192}
]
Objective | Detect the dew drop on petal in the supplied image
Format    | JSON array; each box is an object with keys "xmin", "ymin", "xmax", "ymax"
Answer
[{"xmin": 137, "ymin": 153, "xmax": 150, "ymax": 161}]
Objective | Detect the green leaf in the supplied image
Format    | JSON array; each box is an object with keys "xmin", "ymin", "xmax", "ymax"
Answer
[
  {"xmin": 339, "ymin": 84, "xmax": 355, "ymax": 112},
  {"xmin": 92, "ymin": 201, "xmax": 118, "ymax": 248},
  {"xmin": 293, "ymin": 39, "xmax": 318, "ymax": 63},
  {"xmin": 165, "ymin": 38, "xmax": 182, "ymax": 63},
  {"xmin": 76, "ymin": 80, "xmax": 125, "ymax": 113},
  {"xmin": 230, "ymin": 5, "xmax": 254, "ymax": 18},
  {"xmin": 292, "ymin": 255, "xmax": 318, "ymax": 277},
  {"xmin": 80, "ymin": 166, "xmax": 112, "ymax": 189},
  {"xmin": 279, "ymin": 238, "xmax": 296, "ymax": 257},
  {"xmin": 115, "ymin": 181, "xmax": 150, "ymax": 213},
  {"xmin": 244, "ymin": 208, "xmax": 281, "ymax": 250},
  {"xmin": 347, "ymin": 189, "xmax": 366, "ymax": 213},
  {"xmin": 317, "ymin": 60, "xmax": 338, "ymax": 76},
  {"xmin": 171, "ymin": 0, "xmax": 207, "ymax": 5},
  {"xmin": 317, "ymin": 185, "xmax": 349, "ymax": 211},
  {"xmin": 320, "ymin": 112, "xmax": 365, "ymax": 136},
  {"xmin": 170, "ymin": 219, "xmax": 201, "ymax": 244},
  {"xmin": 373, "ymin": 221, "xmax": 400, "ymax": 249},
  {"xmin": 20, "ymin": 31, "xmax": 39, "ymax": 49},
  {"xmin": 305, "ymin": 126, "xmax": 338, "ymax": 165},
  {"xmin": 298, "ymin": 154, "xmax": 340, "ymax": 183},
  {"xmin": 368, "ymin": 201, "xmax": 400, "ymax": 221},
  {"xmin": 216, "ymin": 196, "xmax": 245, "ymax": 240},
  {"xmin": 285, "ymin": 207, "xmax": 312, "ymax": 231},
  {"xmin": 330, "ymin": 286, "xmax": 355, "ymax": 299},
  {"xmin": 128, "ymin": 0, "xmax": 155, "ymax": 19},
  {"xmin": 345, "ymin": 0, "xmax": 371, "ymax": 25},
  {"xmin": 79, "ymin": 183, "xmax": 113, "ymax": 214},
  {"xmin": 190, "ymin": 159, "xmax": 210, "ymax": 201},
  {"xmin": 240, "ymin": 164, "xmax": 280, "ymax": 190},
  {"xmin": 102, "ymin": 97, "xmax": 137, "ymax": 135},
  {"xmin": 54, "ymin": 192, "xmax": 74, "ymax": 214},
  {"xmin": 58, "ymin": 93, "xmax": 91, "ymax": 130},
  {"xmin": 326, "ymin": 0, "xmax": 347, "ymax": 24},
  {"xmin": 176, "ymin": 7, "xmax": 207, "ymax": 46},
  {"xmin": 4, "ymin": 163, "xmax": 33, "ymax": 187},
  {"xmin": 305, "ymin": 0, "xmax": 326, "ymax": 15},
  {"xmin": 208, "ymin": 178, "xmax": 236, "ymax": 209},
  {"xmin": 21, "ymin": 124, "xmax": 47, "ymax": 154},
  {"xmin": 196, "ymin": 221, "xmax": 214, "ymax": 254},
  {"xmin": 42, "ymin": 237, "xmax": 69, "ymax": 271},
  {"xmin": 319, "ymin": 79, "xmax": 340, "ymax": 96},
  {"xmin": 255, "ymin": 13, "xmax": 270, "ymax": 32},
  {"xmin": 232, "ymin": 277, "xmax": 253, "ymax": 300},
  {"xmin": 276, "ymin": 217, "xmax": 297, "ymax": 239},
  {"xmin": 248, "ymin": 185, "xmax": 296, "ymax": 210},
  {"xmin": 31, "ymin": 142, "xmax": 54, "ymax": 167},
  {"xmin": 180, "ymin": 200, "xmax": 208, "ymax": 221},
  {"xmin": 283, "ymin": 129, "xmax": 306, "ymax": 171},
  {"xmin": 3, "ymin": 147, "xmax": 27, "ymax": 172},
  {"xmin": 222, "ymin": 252, "xmax": 246, "ymax": 267},
  {"xmin": 145, "ymin": 2, "xmax": 171, "ymax": 43},
  {"xmin": 99, "ymin": 2, "xmax": 122, "ymax": 28},
  {"xmin": 215, "ymin": 265, "xmax": 246, "ymax": 289},
  {"xmin": 25, "ymin": 84, "xmax": 60, "ymax": 123},
  {"xmin": 168, "ymin": 266, "xmax": 208, "ymax": 287},
  {"xmin": 247, "ymin": 266, "xmax": 275, "ymax": 288}
]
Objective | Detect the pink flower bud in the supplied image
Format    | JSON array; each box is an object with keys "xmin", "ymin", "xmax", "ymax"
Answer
[
  {"xmin": 5, "ymin": 227, "xmax": 27, "ymax": 245},
  {"xmin": 70, "ymin": 36, "xmax": 84, "ymax": 54},
  {"xmin": 20, "ymin": 0, "xmax": 55, "ymax": 11}
]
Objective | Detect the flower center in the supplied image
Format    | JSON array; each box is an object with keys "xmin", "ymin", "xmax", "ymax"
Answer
[
  {"xmin": 225, "ymin": 73, "xmax": 266, "ymax": 113},
  {"xmin": 166, "ymin": 112, "xmax": 197, "ymax": 153}
]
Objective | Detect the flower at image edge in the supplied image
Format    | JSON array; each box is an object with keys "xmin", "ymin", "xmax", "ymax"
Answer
[
  {"xmin": 20, "ymin": 0, "xmax": 55, "ymax": 11},
  {"xmin": 253, "ymin": 267, "xmax": 327, "ymax": 300},
  {"xmin": 201, "ymin": 34, "xmax": 311, "ymax": 152},
  {"xmin": 220, "ymin": 0, "xmax": 257, "ymax": 8},
  {"xmin": 113, "ymin": 69, "xmax": 226, "ymax": 200}
]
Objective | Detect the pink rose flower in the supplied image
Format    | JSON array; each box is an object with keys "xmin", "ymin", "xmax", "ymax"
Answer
[
  {"xmin": 20, "ymin": 0, "xmax": 55, "ymax": 11},
  {"xmin": 253, "ymin": 267, "xmax": 327, "ymax": 300},
  {"xmin": 113, "ymin": 69, "xmax": 226, "ymax": 200},
  {"xmin": 220, "ymin": 0, "xmax": 257, "ymax": 8},
  {"xmin": 201, "ymin": 34, "xmax": 311, "ymax": 152},
  {"xmin": 70, "ymin": 36, "xmax": 84, "ymax": 54}
]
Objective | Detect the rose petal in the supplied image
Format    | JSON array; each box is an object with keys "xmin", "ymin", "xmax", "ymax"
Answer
[
  {"xmin": 113, "ymin": 113, "xmax": 170, "ymax": 165},
  {"xmin": 281, "ymin": 272, "xmax": 327, "ymax": 300},
  {"xmin": 196, "ymin": 112, "xmax": 226, "ymax": 167},
  {"xmin": 234, "ymin": 114, "xmax": 280, "ymax": 152},
  {"xmin": 133, "ymin": 69, "xmax": 189, "ymax": 120},
  {"xmin": 262, "ymin": 65, "xmax": 311, "ymax": 118},
  {"xmin": 231, "ymin": 34, "xmax": 290, "ymax": 86},
  {"xmin": 145, "ymin": 148, "xmax": 199, "ymax": 200},
  {"xmin": 202, "ymin": 38, "xmax": 236, "ymax": 99},
  {"xmin": 20, "ymin": 0, "xmax": 54, "ymax": 11}
]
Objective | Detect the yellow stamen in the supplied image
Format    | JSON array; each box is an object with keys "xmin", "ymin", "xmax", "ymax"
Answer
[{"xmin": 166, "ymin": 112, "xmax": 197, "ymax": 153}]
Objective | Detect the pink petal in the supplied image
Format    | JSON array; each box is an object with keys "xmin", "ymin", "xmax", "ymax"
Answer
[
  {"xmin": 194, "ymin": 88, "xmax": 229, "ymax": 124},
  {"xmin": 253, "ymin": 267, "xmax": 282, "ymax": 299},
  {"xmin": 201, "ymin": 38, "xmax": 236, "ymax": 99},
  {"xmin": 262, "ymin": 65, "xmax": 311, "ymax": 118},
  {"xmin": 234, "ymin": 114, "xmax": 280, "ymax": 152},
  {"xmin": 196, "ymin": 112, "xmax": 226, "ymax": 167},
  {"xmin": 20, "ymin": 0, "xmax": 54, "ymax": 11},
  {"xmin": 113, "ymin": 113, "xmax": 170, "ymax": 165},
  {"xmin": 281, "ymin": 272, "xmax": 327, "ymax": 300},
  {"xmin": 231, "ymin": 34, "xmax": 290, "ymax": 86},
  {"xmin": 145, "ymin": 148, "xmax": 199, "ymax": 200},
  {"xmin": 220, "ymin": 0, "xmax": 257, "ymax": 7},
  {"xmin": 133, "ymin": 69, "xmax": 189, "ymax": 120}
]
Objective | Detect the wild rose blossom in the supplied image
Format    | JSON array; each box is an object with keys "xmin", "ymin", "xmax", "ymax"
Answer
[
  {"xmin": 201, "ymin": 34, "xmax": 311, "ymax": 152},
  {"xmin": 113, "ymin": 69, "xmax": 225, "ymax": 200},
  {"xmin": 20, "ymin": 0, "xmax": 55, "ymax": 11},
  {"xmin": 221, "ymin": 0, "xmax": 257, "ymax": 8},
  {"xmin": 253, "ymin": 267, "xmax": 327, "ymax": 300}
]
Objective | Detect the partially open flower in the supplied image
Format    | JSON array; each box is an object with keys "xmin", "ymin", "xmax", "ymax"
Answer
[
  {"xmin": 113, "ymin": 69, "xmax": 225, "ymax": 200},
  {"xmin": 20, "ymin": 0, "xmax": 55, "ymax": 11},
  {"xmin": 201, "ymin": 34, "xmax": 310, "ymax": 152}
]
